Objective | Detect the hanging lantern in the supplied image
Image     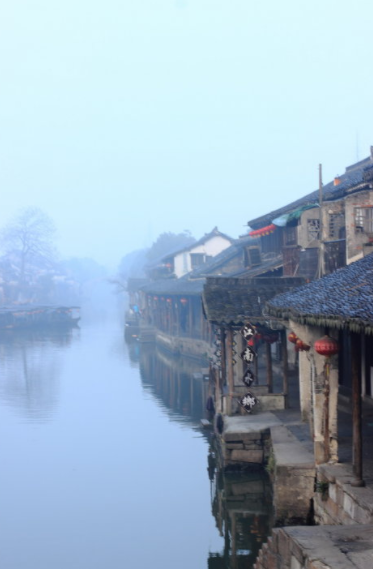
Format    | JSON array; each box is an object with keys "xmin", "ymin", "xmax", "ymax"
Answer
[
  {"xmin": 314, "ymin": 335, "xmax": 339, "ymax": 357},
  {"xmin": 180, "ymin": 298, "xmax": 188, "ymax": 305},
  {"xmin": 153, "ymin": 296, "xmax": 158, "ymax": 301},
  {"xmin": 288, "ymin": 331, "xmax": 298, "ymax": 344},
  {"xmin": 247, "ymin": 337, "xmax": 255, "ymax": 347},
  {"xmin": 296, "ymin": 339, "xmax": 310, "ymax": 352},
  {"xmin": 249, "ymin": 224, "xmax": 276, "ymax": 237},
  {"xmin": 166, "ymin": 298, "xmax": 172, "ymax": 303}
]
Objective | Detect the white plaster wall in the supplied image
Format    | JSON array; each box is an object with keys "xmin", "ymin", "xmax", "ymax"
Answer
[
  {"xmin": 297, "ymin": 208, "xmax": 320, "ymax": 249},
  {"xmin": 173, "ymin": 235, "xmax": 232, "ymax": 277},
  {"xmin": 289, "ymin": 320, "xmax": 339, "ymax": 463}
]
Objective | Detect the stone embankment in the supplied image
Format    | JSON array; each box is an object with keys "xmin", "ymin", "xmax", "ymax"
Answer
[
  {"xmin": 254, "ymin": 525, "xmax": 373, "ymax": 569},
  {"xmin": 315, "ymin": 463, "xmax": 373, "ymax": 526},
  {"xmin": 217, "ymin": 412, "xmax": 315, "ymax": 524},
  {"xmin": 216, "ymin": 410, "xmax": 373, "ymax": 567}
]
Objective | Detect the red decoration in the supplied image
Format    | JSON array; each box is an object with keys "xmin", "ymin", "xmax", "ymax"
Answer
[
  {"xmin": 166, "ymin": 298, "xmax": 172, "ymax": 303},
  {"xmin": 288, "ymin": 332, "xmax": 298, "ymax": 344},
  {"xmin": 249, "ymin": 224, "xmax": 276, "ymax": 237},
  {"xmin": 296, "ymin": 339, "xmax": 310, "ymax": 352},
  {"xmin": 153, "ymin": 296, "xmax": 158, "ymax": 301},
  {"xmin": 248, "ymin": 338, "xmax": 255, "ymax": 347},
  {"xmin": 180, "ymin": 298, "xmax": 188, "ymax": 305},
  {"xmin": 314, "ymin": 335, "xmax": 339, "ymax": 357}
]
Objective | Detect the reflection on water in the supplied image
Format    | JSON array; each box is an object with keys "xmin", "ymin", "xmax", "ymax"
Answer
[
  {"xmin": 0, "ymin": 323, "xmax": 272, "ymax": 569},
  {"xmin": 0, "ymin": 328, "xmax": 78, "ymax": 422},
  {"xmin": 131, "ymin": 339, "xmax": 274, "ymax": 567},
  {"xmin": 207, "ymin": 445, "xmax": 273, "ymax": 568},
  {"xmin": 139, "ymin": 343, "xmax": 210, "ymax": 426}
]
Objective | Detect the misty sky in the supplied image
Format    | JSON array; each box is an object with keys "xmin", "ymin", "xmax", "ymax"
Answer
[{"xmin": 0, "ymin": 0, "xmax": 372, "ymax": 268}]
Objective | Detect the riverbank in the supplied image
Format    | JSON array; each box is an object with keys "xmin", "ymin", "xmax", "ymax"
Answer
[{"xmin": 216, "ymin": 399, "xmax": 373, "ymax": 569}]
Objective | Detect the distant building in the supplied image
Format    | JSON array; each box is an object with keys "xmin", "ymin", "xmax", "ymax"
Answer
[{"xmin": 147, "ymin": 227, "xmax": 234, "ymax": 280}]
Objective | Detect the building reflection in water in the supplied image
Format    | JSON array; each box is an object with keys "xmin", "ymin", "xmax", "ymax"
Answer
[
  {"xmin": 138, "ymin": 343, "xmax": 210, "ymax": 425},
  {"xmin": 128, "ymin": 338, "xmax": 274, "ymax": 567},
  {"xmin": 208, "ymin": 445, "xmax": 274, "ymax": 569},
  {"xmin": 0, "ymin": 328, "xmax": 77, "ymax": 422}
]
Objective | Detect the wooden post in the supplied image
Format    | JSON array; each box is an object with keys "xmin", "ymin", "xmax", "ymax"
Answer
[
  {"xmin": 351, "ymin": 332, "xmax": 364, "ymax": 486},
  {"xmin": 323, "ymin": 362, "xmax": 330, "ymax": 463},
  {"xmin": 220, "ymin": 327, "xmax": 227, "ymax": 412},
  {"xmin": 266, "ymin": 342, "xmax": 273, "ymax": 393},
  {"xmin": 226, "ymin": 328, "xmax": 234, "ymax": 416},
  {"xmin": 188, "ymin": 299, "xmax": 193, "ymax": 336},
  {"xmin": 176, "ymin": 301, "xmax": 180, "ymax": 337},
  {"xmin": 254, "ymin": 343, "xmax": 259, "ymax": 384},
  {"xmin": 282, "ymin": 330, "xmax": 289, "ymax": 407}
]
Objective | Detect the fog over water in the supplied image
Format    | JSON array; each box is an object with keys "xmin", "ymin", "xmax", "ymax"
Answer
[
  {"xmin": 1, "ymin": 1, "xmax": 372, "ymax": 267},
  {"xmin": 0, "ymin": 311, "xmax": 273, "ymax": 568}
]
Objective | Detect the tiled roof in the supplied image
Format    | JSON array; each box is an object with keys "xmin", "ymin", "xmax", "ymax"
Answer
[
  {"xmin": 160, "ymin": 227, "xmax": 234, "ymax": 261},
  {"xmin": 248, "ymin": 155, "xmax": 373, "ymax": 230},
  {"xmin": 188, "ymin": 234, "xmax": 260, "ymax": 278},
  {"xmin": 140, "ymin": 276, "xmax": 205, "ymax": 296},
  {"xmin": 202, "ymin": 276, "xmax": 305, "ymax": 326},
  {"xmin": 229, "ymin": 254, "xmax": 283, "ymax": 278},
  {"xmin": 267, "ymin": 253, "xmax": 373, "ymax": 333}
]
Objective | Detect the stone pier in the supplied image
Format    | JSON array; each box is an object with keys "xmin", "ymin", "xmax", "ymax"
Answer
[{"xmin": 216, "ymin": 412, "xmax": 315, "ymax": 524}]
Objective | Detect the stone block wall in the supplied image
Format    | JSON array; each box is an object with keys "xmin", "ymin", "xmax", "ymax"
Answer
[
  {"xmin": 315, "ymin": 463, "xmax": 373, "ymax": 525},
  {"xmin": 221, "ymin": 428, "xmax": 270, "ymax": 467},
  {"xmin": 254, "ymin": 524, "xmax": 373, "ymax": 569}
]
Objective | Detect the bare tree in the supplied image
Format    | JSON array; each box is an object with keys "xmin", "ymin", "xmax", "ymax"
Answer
[{"xmin": 1, "ymin": 207, "xmax": 57, "ymax": 281}]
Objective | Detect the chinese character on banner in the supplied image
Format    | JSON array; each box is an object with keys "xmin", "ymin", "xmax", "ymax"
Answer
[
  {"xmin": 243, "ymin": 368, "xmax": 255, "ymax": 387},
  {"xmin": 241, "ymin": 346, "xmax": 256, "ymax": 363},
  {"xmin": 240, "ymin": 323, "xmax": 255, "ymax": 339},
  {"xmin": 240, "ymin": 392, "xmax": 258, "ymax": 413}
]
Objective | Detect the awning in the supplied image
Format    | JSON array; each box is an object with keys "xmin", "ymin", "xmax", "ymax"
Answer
[
  {"xmin": 272, "ymin": 214, "xmax": 290, "ymax": 227},
  {"xmin": 272, "ymin": 204, "xmax": 318, "ymax": 227},
  {"xmin": 249, "ymin": 223, "xmax": 276, "ymax": 237}
]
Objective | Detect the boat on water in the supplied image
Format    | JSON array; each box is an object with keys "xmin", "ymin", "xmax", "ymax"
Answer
[{"xmin": 0, "ymin": 305, "xmax": 81, "ymax": 330}]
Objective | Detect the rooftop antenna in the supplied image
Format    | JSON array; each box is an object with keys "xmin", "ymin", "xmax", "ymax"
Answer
[{"xmin": 356, "ymin": 131, "xmax": 360, "ymax": 162}]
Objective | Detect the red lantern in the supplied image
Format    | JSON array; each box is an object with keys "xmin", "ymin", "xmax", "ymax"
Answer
[
  {"xmin": 153, "ymin": 296, "xmax": 158, "ymax": 301},
  {"xmin": 248, "ymin": 338, "xmax": 255, "ymax": 347},
  {"xmin": 314, "ymin": 335, "xmax": 339, "ymax": 357},
  {"xmin": 180, "ymin": 298, "xmax": 188, "ymax": 305},
  {"xmin": 166, "ymin": 298, "xmax": 172, "ymax": 303},
  {"xmin": 288, "ymin": 332, "xmax": 298, "ymax": 344},
  {"xmin": 296, "ymin": 339, "xmax": 310, "ymax": 352}
]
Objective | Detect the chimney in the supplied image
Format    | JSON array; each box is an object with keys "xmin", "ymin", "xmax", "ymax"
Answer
[{"xmin": 334, "ymin": 176, "xmax": 341, "ymax": 186}]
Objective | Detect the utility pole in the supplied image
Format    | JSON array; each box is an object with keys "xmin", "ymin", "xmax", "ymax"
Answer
[{"xmin": 317, "ymin": 164, "xmax": 324, "ymax": 278}]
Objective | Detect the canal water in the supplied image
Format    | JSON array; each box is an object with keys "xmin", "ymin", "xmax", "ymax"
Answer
[{"xmin": 0, "ymin": 313, "xmax": 273, "ymax": 569}]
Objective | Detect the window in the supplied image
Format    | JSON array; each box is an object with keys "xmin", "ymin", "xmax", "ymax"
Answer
[
  {"xmin": 284, "ymin": 226, "xmax": 297, "ymax": 245},
  {"xmin": 355, "ymin": 207, "xmax": 373, "ymax": 234},
  {"xmin": 244, "ymin": 247, "xmax": 261, "ymax": 267},
  {"xmin": 249, "ymin": 247, "xmax": 261, "ymax": 266},
  {"xmin": 190, "ymin": 253, "xmax": 205, "ymax": 268},
  {"xmin": 307, "ymin": 219, "xmax": 320, "ymax": 242},
  {"xmin": 329, "ymin": 212, "xmax": 345, "ymax": 239}
]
